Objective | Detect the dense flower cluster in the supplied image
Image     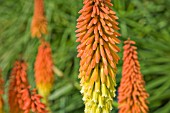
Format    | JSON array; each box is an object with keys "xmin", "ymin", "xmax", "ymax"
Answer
[
  {"xmin": 20, "ymin": 88, "xmax": 48, "ymax": 113},
  {"xmin": 34, "ymin": 41, "xmax": 54, "ymax": 103},
  {"xmin": 0, "ymin": 69, "xmax": 4, "ymax": 113},
  {"xmin": 8, "ymin": 60, "xmax": 47, "ymax": 113},
  {"xmin": 118, "ymin": 39, "xmax": 149, "ymax": 113},
  {"xmin": 76, "ymin": 0, "xmax": 120, "ymax": 112},
  {"xmin": 31, "ymin": 0, "xmax": 48, "ymax": 38},
  {"xmin": 8, "ymin": 60, "xmax": 29, "ymax": 113}
]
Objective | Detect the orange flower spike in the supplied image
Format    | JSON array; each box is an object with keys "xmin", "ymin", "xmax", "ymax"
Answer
[
  {"xmin": 20, "ymin": 88, "xmax": 48, "ymax": 113},
  {"xmin": 76, "ymin": 0, "xmax": 121, "ymax": 112},
  {"xmin": 30, "ymin": 89, "xmax": 48, "ymax": 113},
  {"xmin": 8, "ymin": 60, "xmax": 29, "ymax": 113},
  {"xmin": 31, "ymin": 0, "xmax": 48, "ymax": 38},
  {"xmin": 34, "ymin": 41, "xmax": 54, "ymax": 103},
  {"xmin": 0, "ymin": 69, "xmax": 4, "ymax": 113},
  {"xmin": 9, "ymin": 60, "xmax": 48, "ymax": 113},
  {"xmin": 118, "ymin": 38, "xmax": 149, "ymax": 113}
]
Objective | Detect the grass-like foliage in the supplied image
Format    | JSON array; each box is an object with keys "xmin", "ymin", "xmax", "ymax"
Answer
[{"xmin": 0, "ymin": 0, "xmax": 170, "ymax": 113}]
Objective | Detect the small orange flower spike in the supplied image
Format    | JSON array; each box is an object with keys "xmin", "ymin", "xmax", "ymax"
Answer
[
  {"xmin": 31, "ymin": 0, "xmax": 48, "ymax": 38},
  {"xmin": 8, "ymin": 60, "xmax": 29, "ymax": 113},
  {"xmin": 0, "ymin": 69, "xmax": 4, "ymax": 113},
  {"xmin": 76, "ymin": 0, "xmax": 121, "ymax": 112},
  {"xmin": 34, "ymin": 41, "xmax": 54, "ymax": 103},
  {"xmin": 118, "ymin": 38, "xmax": 149, "ymax": 113},
  {"xmin": 9, "ymin": 60, "xmax": 48, "ymax": 113},
  {"xmin": 20, "ymin": 88, "xmax": 48, "ymax": 113}
]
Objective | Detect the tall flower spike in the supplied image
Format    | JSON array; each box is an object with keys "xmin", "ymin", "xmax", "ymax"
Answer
[
  {"xmin": 9, "ymin": 60, "xmax": 48, "ymax": 113},
  {"xmin": 76, "ymin": 0, "xmax": 121, "ymax": 112},
  {"xmin": 31, "ymin": 0, "xmax": 48, "ymax": 38},
  {"xmin": 34, "ymin": 41, "xmax": 54, "ymax": 104},
  {"xmin": 0, "ymin": 69, "xmax": 4, "ymax": 113},
  {"xmin": 118, "ymin": 38, "xmax": 149, "ymax": 113}
]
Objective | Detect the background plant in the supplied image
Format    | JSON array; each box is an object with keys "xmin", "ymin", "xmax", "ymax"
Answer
[{"xmin": 0, "ymin": 0, "xmax": 170, "ymax": 113}]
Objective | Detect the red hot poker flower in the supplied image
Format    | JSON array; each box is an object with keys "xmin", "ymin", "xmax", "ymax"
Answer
[
  {"xmin": 118, "ymin": 39, "xmax": 149, "ymax": 113},
  {"xmin": 8, "ymin": 60, "xmax": 29, "ymax": 113},
  {"xmin": 8, "ymin": 60, "xmax": 48, "ymax": 113},
  {"xmin": 31, "ymin": 89, "xmax": 48, "ymax": 113},
  {"xmin": 31, "ymin": 0, "xmax": 48, "ymax": 38},
  {"xmin": 76, "ymin": 0, "xmax": 121, "ymax": 112},
  {"xmin": 20, "ymin": 88, "xmax": 48, "ymax": 113},
  {"xmin": 34, "ymin": 41, "xmax": 54, "ymax": 103}
]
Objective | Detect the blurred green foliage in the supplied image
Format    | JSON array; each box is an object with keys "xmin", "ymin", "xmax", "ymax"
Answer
[{"xmin": 0, "ymin": 0, "xmax": 170, "ymax": 113}]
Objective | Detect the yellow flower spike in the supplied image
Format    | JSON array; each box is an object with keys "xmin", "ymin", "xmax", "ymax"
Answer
[{"xmin": 76, "ymin": 0, "xmax": 121, "ymax": 112}]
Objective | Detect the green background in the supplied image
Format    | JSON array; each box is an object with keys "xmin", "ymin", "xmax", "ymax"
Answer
[{"xmin": 0, "ymin": 0, "xmax": 170, "ymax": 113}]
